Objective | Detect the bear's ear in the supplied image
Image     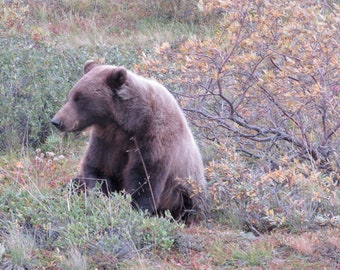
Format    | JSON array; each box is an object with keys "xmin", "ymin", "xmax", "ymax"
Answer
[
  {"xmin": 84, "ymin": 60, "xmax": 98, "ymax": 74},
  {"xmin": 107, "ymin": 67, "xmax": 127, "ymax": 89}
]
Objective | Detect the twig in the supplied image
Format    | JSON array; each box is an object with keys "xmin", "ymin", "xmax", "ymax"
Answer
[{"xmin": 131, "ymin": 137, "xmax": 157, "ymax": 214}]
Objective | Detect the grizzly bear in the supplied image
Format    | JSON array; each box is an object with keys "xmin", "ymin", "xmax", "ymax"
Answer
[{"xmin": 51, "ymin": 60, "xmax": 207, "ymax": 223}]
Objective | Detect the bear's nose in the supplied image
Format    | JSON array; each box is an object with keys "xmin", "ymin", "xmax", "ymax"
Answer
[{"xmin": 51, "ymin": 118, "xmax": 62, "ymax": 129}]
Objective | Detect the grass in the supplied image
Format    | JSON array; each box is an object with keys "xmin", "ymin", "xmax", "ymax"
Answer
[
  {"xmin": 62, "ymin": 248, "xmax": 88, "ymax": 270},
  {"xmin": 5, "ymin": 228, "xmax": 35, "ymax": 268},
  {"xmin": 1, "ymin": 0, "xmax": 340, "ymax": 269},
  {"xmin": 0, "ymin": 151, "xmax": 181, "ymax": 268},
  {"xmin": 18, "ymin": 0, "xmax": 213, "ymax": 50},
  {"xmin": 0, "ymin": 151, "xmax": 339, "ymax": 268}
]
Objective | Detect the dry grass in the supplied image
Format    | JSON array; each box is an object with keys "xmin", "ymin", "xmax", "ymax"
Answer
[
  {"xmin": 285, "ymin": 232, "xmax": 319, "ymax": 256},
  {"xmin": 11, "ymin": 0, "xmax": 213, "ymax": 50}
]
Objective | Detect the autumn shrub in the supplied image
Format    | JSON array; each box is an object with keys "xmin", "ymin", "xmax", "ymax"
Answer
[
  {"xmin": 132, "ymin": 0, "xmax": 340, "ymax": 234},
  {"xmin": 0, "ymin": 1, "xmax": 29, "ymax": 36},
  {"xmin": 207, "ymin": 148, "xmax": 340, "ymax": 233},
  {"xmin": 135, "ymin": 0, "xmax": 340, "ymax": 171}
]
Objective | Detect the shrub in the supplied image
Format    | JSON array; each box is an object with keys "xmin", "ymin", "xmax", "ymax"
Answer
[
  {"xmin": 137, "ymin": 0, "xmax": 201, "ymax": 23},
  {"xmin": 0, "ymin": 37, "xmax": 137, "ymax": 152},
  {"xmin": 136, "ymin": 0, "xmax": 340, "ymax": 171},
  {"xmin": 207, "ymin": 151, "xmax": 340, "ymax": 233},
  {"xmin": 0, "ymin": 166, "xmax": 180, "ymax": 268},
  {"xmin": 0, "ymin": 1, "xmax": 29, "ymax": 36}
]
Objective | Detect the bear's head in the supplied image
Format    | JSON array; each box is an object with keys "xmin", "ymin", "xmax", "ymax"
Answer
[{"xmin": 51, "ymin": 61, "xmax": 127, "ymax": 132}]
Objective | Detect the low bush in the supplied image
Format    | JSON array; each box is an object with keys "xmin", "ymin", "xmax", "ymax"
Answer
[
  {"xmin": 207, "ymin": 148, "xmax": 340, "ymax": 234},
  {"xmin": 0, "ymin": 153, "xmax": 180, "ymax": 268},
  {"xmin": 0, "ymin": 37, "xmax": 137, "ymax": 153}
]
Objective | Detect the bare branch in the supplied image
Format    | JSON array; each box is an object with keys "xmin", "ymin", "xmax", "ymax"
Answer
[{"xmin": 324, "ymin": 122, "xmax": 340, "ymax": 143}]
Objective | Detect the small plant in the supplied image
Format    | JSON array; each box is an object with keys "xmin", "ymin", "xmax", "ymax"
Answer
[
  {"xmin": 6, "ymin": 228, "xmax": 35, "ymax": 268},
  {"xmin": 228, "ymin": 241, "xmax": 273, "ymax": 267},
  {"xmin": 62, "ymin": 248, "xmax": 87, "ymax": 270},
  {"xmin": 286, "ymin": 232, "xmax": 319, "ymax": 256}
]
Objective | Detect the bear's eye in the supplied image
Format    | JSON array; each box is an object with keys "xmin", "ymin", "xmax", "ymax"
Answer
[{"xmin": 73, "ymin": 92, "xmax": 82, "ymax": 102}]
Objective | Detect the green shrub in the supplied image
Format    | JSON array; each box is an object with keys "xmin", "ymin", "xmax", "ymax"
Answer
[
  {"xmin": 0, "ymin": 182, "xmax": 180, "ymax": 268},
  {"xmin": 137, "ymin": 0, "xmax": 200, "ymax": 23},
  {"xmin": 0, "ymin": 37, "xmax": 137, "ymax": 153}
]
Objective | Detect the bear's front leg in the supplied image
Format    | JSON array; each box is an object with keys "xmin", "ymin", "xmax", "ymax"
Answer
[
  {"xmin": 81, "ymin": 163, "xmax": 103, "ymax": 189},
  {"xmin": 70, "ymin": 164, "xmax": 101, "ymax": 192},
  {"xmin": 123, "ymin": 159, "xmax": 168, "ymax": 215},
  {"xmin": 73, "ymin": 163, "xmax": 115, "ymax": 195}
]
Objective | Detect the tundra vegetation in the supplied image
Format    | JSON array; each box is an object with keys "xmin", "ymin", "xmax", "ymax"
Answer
[{"xmin": 0, "ymin": 0, "xmax": 339, "ymax": 269}]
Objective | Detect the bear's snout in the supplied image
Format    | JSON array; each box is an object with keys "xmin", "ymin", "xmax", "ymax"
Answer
[{"xmin": 51, "ymin": 118, "xmax": 63, "ymax": 130}]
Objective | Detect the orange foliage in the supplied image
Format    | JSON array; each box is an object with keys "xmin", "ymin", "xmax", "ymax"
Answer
[{"xmin": 136, "ymin": 0, "xmax": 340, "ymax": 168}]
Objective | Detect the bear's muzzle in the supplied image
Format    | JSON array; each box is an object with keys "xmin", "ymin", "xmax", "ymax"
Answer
[{"xmin": 51, "ymin": 118, "xmax": 63, "ymax": 130}]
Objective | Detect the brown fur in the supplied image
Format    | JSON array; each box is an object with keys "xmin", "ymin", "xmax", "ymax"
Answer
[{"xmin": 51, "ymin": 61, "xmax": 207, "ymax": 223}]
